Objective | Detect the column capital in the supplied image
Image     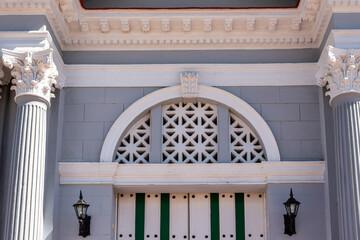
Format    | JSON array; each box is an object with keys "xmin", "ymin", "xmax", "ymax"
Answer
[
  {"xmin": 1, "ymin": 48, "xmax": 63, "ymax": 105},
  {"xmin": 316, "ymin": 46, "xmax": 360, "ymax": 105}
]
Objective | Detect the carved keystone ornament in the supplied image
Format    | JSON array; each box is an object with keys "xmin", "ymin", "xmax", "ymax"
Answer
[{"xmin": 180, "ymin": 71, "xmax": 199, "ymax": 98}]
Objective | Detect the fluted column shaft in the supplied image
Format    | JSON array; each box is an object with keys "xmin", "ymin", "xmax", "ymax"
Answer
[
  {"xmin": 5, "ymin": 98, "xmax": 48, "ymax": 240},
  {"xmin": 1, "ymin": 49, "xmax": 62, "ymax": 240},
  {"xmin": 333, "ymin": 95, "xmax": 360, "ymax": 240},
  {"xmin": 316, "ymin": 47, "xmax": 360, "ymax": 240}
]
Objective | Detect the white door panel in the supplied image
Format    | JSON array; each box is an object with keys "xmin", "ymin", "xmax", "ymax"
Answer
[
  {"xmin": 118, "ymin": 194, "xmax": 136, "ymax": 240},
  {"xmin": 170, "ymin": 193, "xmax": 189, "ymax": 240},
  {"xmin": 245, "ymin": 193, "xmax": 265, "ymax": 240},
  {"xmin": 189, "ymin": 193, "xmax": 211, "ymax": 240},
  {"xmin": 219, "ymin": 193, "xmax": 236, "ymax": 240},
  {"xmin": 145, "ymin": 194, "xmax": 161, "ymax": 240}
]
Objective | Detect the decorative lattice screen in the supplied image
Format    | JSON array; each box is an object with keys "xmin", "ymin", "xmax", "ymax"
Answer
[
  {"xmin": 114, "ymin": 102, "xmax": 267, "ymax": 164},
  {"xmin": 115, "ymin": 114, "xmax": 151, "ymax": 164},
  {"xmin": 229, "ymin": 112, "xmax": 265, "ymax": 163},
  {"xmin": 162, "ymin": 102, "xmax": 218, "ymax": 163}
]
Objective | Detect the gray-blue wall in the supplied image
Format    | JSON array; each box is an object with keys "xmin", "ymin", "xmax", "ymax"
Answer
[{"xmin": 61, "ymin": 86, "xmax": 322, "ymax": 163}]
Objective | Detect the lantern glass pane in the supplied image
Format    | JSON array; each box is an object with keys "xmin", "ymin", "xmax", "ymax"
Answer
[
  {"xmin": 285, "ymin": 204, "xmax": 290, "ymax": 216},
  {"xmin": 73, "ymin": 205, "xmax": 80, "ymax": 218},
  {"xmin": 77, "ymin": 205, "xmax": 84, "ymax": 218},
  {"xmin": 290, "ymin": 203, "xmax": 296, "ymax": 214},
  {"xmin": 82, "ymin": 205, "xmax": 88, "ymax": 217}
]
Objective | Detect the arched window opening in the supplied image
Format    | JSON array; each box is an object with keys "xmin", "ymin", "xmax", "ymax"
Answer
[{"xmin": 114, "ymin": 101, "xmax": 266, "ymax": 164}]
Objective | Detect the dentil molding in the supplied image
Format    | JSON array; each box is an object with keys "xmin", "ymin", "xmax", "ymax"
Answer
[
  {"xmin": 2, "ymin": 48, "xmax": 63, "ymax": 105},
  {"xmin": 317, "ymin": 46, "xmax": 360, "ymax": 105},
  {"xmin": 0, "ymin": 0, "xmax": 348, "ymax": 50}
]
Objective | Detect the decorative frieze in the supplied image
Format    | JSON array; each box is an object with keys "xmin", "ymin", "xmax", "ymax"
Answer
[
  {"xmin": 2, "ymin": 49, "xmax": 61, "ymax": 105},
  {"xmin": 0, "ymin": 0, "xmax": 341, "ymax": 50},
  {"xmin": 180, "ymin": 71, "xmax": 199, "ymax": 98},
  {"xmin": 317, "ymin": 47, "xmax": 360, "ymax": 104}
]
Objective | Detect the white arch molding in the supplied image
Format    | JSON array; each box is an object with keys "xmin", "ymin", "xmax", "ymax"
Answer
[{"xmin": 100, "ymin": 85, "xmax": 280, "ymax": 162}]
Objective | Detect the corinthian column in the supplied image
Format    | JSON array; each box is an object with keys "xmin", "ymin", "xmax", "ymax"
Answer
[
  {"xmin": 317, "ymin": 46, "xmax": 360, "ymax": 240},
  {"xmin": 1, "ymin": 49, "xmax": 62, "ymax": 240}
]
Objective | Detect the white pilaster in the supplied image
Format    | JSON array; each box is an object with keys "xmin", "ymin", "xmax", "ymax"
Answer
[
  {"xmin": 317, "ymin": 46, "xmax": 360, "ymax": 240},
  {"xmin": 2, "ymin": 48, "xmax": 61, "ymax": 240}
]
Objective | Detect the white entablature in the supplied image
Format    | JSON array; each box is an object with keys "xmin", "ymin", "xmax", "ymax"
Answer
[{"xmin": 2, "ymin": 0, "xmax": 357, "ymax": 50}]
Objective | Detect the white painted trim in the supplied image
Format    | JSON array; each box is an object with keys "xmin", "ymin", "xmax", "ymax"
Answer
[
  {"xmin": 100, "ymin": 85, "xmax": 280, "ymax": 162},
  {"xmin": 58, "ymin": 161, "xmax": 325, "ymax": 185},
  {"xmin": 0, "ymin": 0, "xmax": 335, "ymax": 50},
  {"xmin": 64, "ymin": 63, "xmax": 317, "ymax": 87}
]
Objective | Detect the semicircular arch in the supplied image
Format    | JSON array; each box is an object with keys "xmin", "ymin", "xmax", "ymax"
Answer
[{"xmin": 100, "ymin": 85, "xmax": 280, "ymax": 162}]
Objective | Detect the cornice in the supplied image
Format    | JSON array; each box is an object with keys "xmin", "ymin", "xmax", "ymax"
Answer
[
  {"xmin": 0, "ymin": 0, "xmax": 358, "ymax": 50},
  {"xmin": 58, "ymin": 161, "xmax": 326, "ymax": 185}
]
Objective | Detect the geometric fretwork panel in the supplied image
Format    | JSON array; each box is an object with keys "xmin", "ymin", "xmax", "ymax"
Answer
[
  {"xmin": 162, "ymin": 102, "xmax": 218, "ymax": 163},
  {"xmin": 115, "ymin": 114, "xmax": 151, "ymax": 164},
  {"xmin": 229, "ymin": 112, "xmax": 266, "ymax": 163}
]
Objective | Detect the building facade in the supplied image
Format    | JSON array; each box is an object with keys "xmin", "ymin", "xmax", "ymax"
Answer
[{"xmin": 0, "ymin": 0, "xmax": 360, "ymax": 239}]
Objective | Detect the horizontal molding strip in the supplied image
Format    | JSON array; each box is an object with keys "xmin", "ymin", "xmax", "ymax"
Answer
[
  {"xmin": 64, "ymin": 63, "xmax": 317, "ymax": 87},
  {"xmin": 58, "ymin": 161, "xmax": 325, "ymax": 186}
]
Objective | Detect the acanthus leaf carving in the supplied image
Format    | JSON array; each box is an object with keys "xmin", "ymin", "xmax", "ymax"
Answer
[
  {"xmin": 316, "ymin": 46, "xmax": 360, "ymax": 105},
  {"xmin": 2, "ymin": 49, "xmax": 61, "ymax": 105},
  {"xmin": 180, "ymin": 71, "xmax": 199, "ymax": 98}
]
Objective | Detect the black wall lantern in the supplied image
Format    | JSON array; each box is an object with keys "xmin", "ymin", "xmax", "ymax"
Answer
[
  {"xmin": 73, "ymin": 191, "xmax": 91, "ymax": 238},
  {"xmin": 283, "ymin": 188, "xmax": 300, "ymax": 236}
]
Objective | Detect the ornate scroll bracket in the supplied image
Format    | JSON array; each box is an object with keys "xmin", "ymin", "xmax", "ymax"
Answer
[
  {"xmin": 316, "ymin": 46, "xmax": 360, "ymax": 105},
  {"xmin": 2, "ymin": 48, "xmax": 62, "ymax": 105},
  {"xmin": 180, "ymin": 71, "xmax": 199, "ymax": 98}
]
